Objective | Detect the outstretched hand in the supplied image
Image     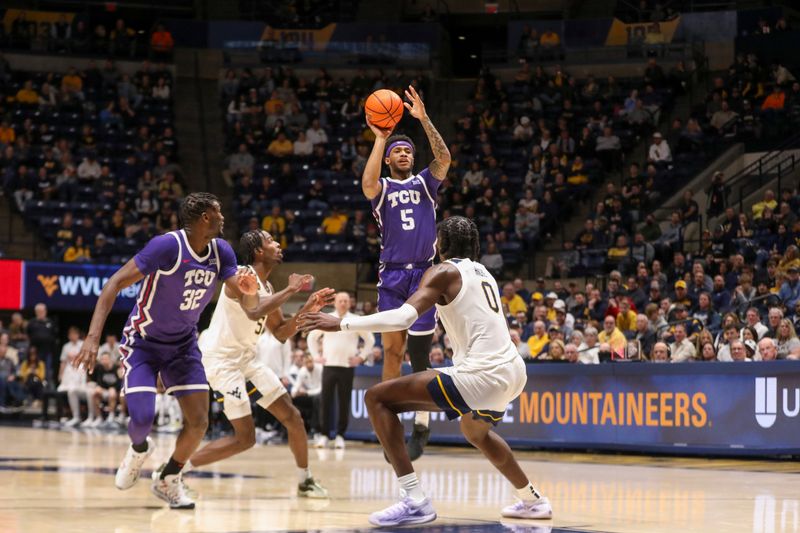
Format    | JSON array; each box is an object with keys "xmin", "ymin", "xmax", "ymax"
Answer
[
  {"xmin": 296, "ymin": 312, "xmax": 342, "ymax": 332},
  {"xmin": 236, "ymin": 268, "xmax": 259, "ymax": 296},
  {"xmin": 403, "ymin": 85, "xmax": 427, "ymax": 121},
  {"xmin": 73, "ymin": 336, "xmax": 99, "ymax": 374},
  {"xmin": 303, "ymin": 288, "xmax": 336, "ymax": 312},
  {"xmin": 288, "ymin": 273, "xmax": 314, "ymax": 292}
]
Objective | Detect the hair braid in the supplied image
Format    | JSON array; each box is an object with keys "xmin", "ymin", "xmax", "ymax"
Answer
[
  {"xmin": 239, "ymin": 229, "xmax": 265, "ymax": 265},
  {"xmin": 179, "ymin": 192, "xmax": 220, "ymax": 228},
  {"xmin": 437, "ymin": 216, "xmax": 480, "ymax": 261}
]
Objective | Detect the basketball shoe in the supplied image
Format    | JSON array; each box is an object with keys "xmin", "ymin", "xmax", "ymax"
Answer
[
  {"xmin": 151, "ymin": 473, "xmax": 195, "ymax": 509},
  {"xmin": 501, "ymin": 496, "xmax": 553, "ymax": 519},
  {"xmin": 297, "ymin": 477, "xmax": 329, "ymax": 498},
  {"xmin": 115, "ymin": 436, "xmax": 154, "ymax": 490},
  {"xmin": 368, "ymin": 496, "xmax": 437, "ymax": 527},
  {"xmin": 152, "ymin": 462, "xmax": 197, "ymax": 499}
]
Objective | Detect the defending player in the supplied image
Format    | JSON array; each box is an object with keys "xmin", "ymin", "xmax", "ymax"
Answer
[
  {"xmin": 183, "ymin": 229, "xmax": 333, "ymax": 498},
  {"xmin": 362, "ymin": 84, "xmax": 451, "ymax": 460},
  {"xmin": 74, "ymin": 193, "xmax": 295, "ymax": 509},
  {"xmin": 298, "ymin": 217, "xmax": 553, "ymax": 526}
]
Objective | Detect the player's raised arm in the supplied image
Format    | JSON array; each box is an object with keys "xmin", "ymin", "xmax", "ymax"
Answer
[
  {"xmin": 297, "ymin": 263, "xmax": 460, "ymax": 332},
  {"xmin": 362, "ymin": 120, "xmax": 393, "ymax": 200},
  {"xmin": 74, "ymin": 259, "xmax": 145, "ymax": 372},
  {"xmin": 404, "ymin": 85, "xmax": 450, "ymax": 181}
]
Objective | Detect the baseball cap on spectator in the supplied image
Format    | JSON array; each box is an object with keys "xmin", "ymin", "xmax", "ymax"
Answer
[
  {"xmin": 520, "ymin": 116, "xmax": 531, "ymax": 125},
  {"xmin": 674, "ymin": 303, "xmax": 687, "ymax": 313},
  {"xmin": 545, "ymin": 291, "xmax": 558, "ymax": 300},
  {"xmin": 553, "ymin": 300, "xmax": 566, "ymax": 312},
  {"xmin": 653, "ymin": 132, "xmax": 663, "ymax": 139},
  {"xmin": 532, "ymin": 292, "xmax": 543, "ymax": 301},
  {"xmin": 548, "ymin": 324, "xmax": 560, "ymax": 332},
  {"xmin": 675, "ymin": 280, "xmax": 687, "ymax": 289},
  {"xmin": 744, "ymin": 339, "xmax": 757, "ymax": 358}
]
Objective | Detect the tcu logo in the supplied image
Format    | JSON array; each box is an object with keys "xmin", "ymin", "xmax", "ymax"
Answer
[
  {"xmin": 387, "ymin": 189, "xmax": 421, "ymax": 208},
  {"xmin": 179, "ymin": 268, "xmax": 215, "ymax": 311}
]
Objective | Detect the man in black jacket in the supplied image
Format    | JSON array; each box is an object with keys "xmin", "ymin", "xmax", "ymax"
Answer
[{"xmin": 26, "ymin": 303, "xmax": 58, "ymax": 382}]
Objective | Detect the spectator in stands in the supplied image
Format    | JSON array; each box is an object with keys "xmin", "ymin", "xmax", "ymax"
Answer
[
  {"xmin": 730, "ymin": 340, "xmax": 751, "ymax": 362},
  {"xmin": 480, "ymin": 242, "xmax": 504, "ymax": 278},
  {"xmin": 19, "ymin": 346, "xmax": 45, "ymax": 404},
  {"xmin": 595, "ymin": 126, "xmax": 621, "ymax": 172},
  {"xmin": 526, "ymin": 321, "xmax": 549, "ymax": 359},
  {"xmin": 710, "ymin": 101, "xmax": 738, "ymax": 133},
  {"xmin": 599, "ymin": 315, "xmax": 626, "ymax": 356},
  {"xmin": 150, "ymin": 24, "xmax": 174, "ymax": 62},
  {"xmin": 615, "ymin": 298, "xmax": 637, "ymax": 333},
  {"xmin": 670, "ymin": 324, "xmax": 696, "ymax": 362},
  {"xmin": 775, "ymin": 319, "xmax": 800, "ymax": 359},
  {"xmin": 63, "ymin": 235, "xmax": 91, "ymax": 263},
  {"xmin": 267, "ymin": 132, "xmax": 294, "ymax": 159},
  {"xmin": 291, "ymin": 354, "xmax": 322, "ymax": 435},
  {"xmin": 152, "ymin": 77, "xmax": 170, "ymax": 100},
  {"xmin": 758, "ymin": 337, "xmax": 778, "ymax": 361},
  {"xmin": 58, "ymin": 327, "xmax": 96, "ymax": 427},
  {"xmin": 321, "ymin": 207, "xmax": 347, "ymax": 235},
  {"xmin": 647, "ymin": 132, "xmax": 672, "ymax": 165},
  {"xmin": 293, "ymin": 132, "xmax": 313, "ymax": 157},
  {"xmin": 306, "ymin": 119, "xmax": 328, "ymax": 146},
  {"xmin": 752, "ymin": 189, "xmax": 777, "ymax": 220},
  {"xmin": 634, "ymin": 313, "xmax": 656, "ymax": 356},
  {"xmin": 501, "ymin": 283, "xmax": 528, "ymax": 315},
  {"xmin": 26, "ymin": 303, "xmax": 56, "ymax": 380},
  {"xmin": 15, "ymin": 80, "xmax": 38, "ymax": 106},
  {"xmin": 110, "ymin": 19, "xmax": 136, "ymax": 58}
]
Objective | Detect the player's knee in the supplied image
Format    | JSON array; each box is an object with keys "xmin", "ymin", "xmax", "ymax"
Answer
[
  {"xmin": 237, "ymin": 426, "xmax": 256, "ymax": 449},
  {"xmin": 185, "ymin": 411, "xmax": 209, "ymax": 434},
  {"xmin": 285, "ymin": 405, "xmax": 304, "ymax": 430},
  {"xmin": 364, "ymin": 387, "xmax": 383, "ymax": 412}
]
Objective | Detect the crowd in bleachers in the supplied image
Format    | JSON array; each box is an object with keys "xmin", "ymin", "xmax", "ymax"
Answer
[
  {"xmin": 0, "ymin": 56, "xmax": 182, "ymax": 263},
  {"xmin": 1, "ymin": 13, "xmax": 174, "ymax": 61},
  {"xmin": 220, "ymin": 66, "xmax": 430, "ymax": 263}
]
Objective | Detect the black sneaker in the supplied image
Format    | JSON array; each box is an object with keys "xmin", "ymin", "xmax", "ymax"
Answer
[{"xmin": 406, "ymin": 423, "xmax": 431, "ymax": 461}]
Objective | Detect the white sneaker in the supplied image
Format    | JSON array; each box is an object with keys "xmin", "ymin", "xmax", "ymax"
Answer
[
  {"xmin": 151, "ymin": 473, "xmax": 195, "ymax": 509},
  {"xmin": 115, "ymin": 436, "xmax": 154, "ymax": 490},
  {"xmin": 91, "ymin": 417, "xmax": 104, "ymax": 428},
  {"xmin": 333, "ymin": 435, "xmax": 345, "ymax": 449},
  {"xmin": 314, "ymin": 435, "xmax": 329, "ymax": 448},
  {"xmin": 64, "ymin": 417, "xmax": 80, "ymax": 427},
  {"xmin": 79, "ymin": 418, "xmax": 94, "ymax": 428},
  {"xmin": 501, "ymin": 496, "xmax": 553, "ymax": 519}
]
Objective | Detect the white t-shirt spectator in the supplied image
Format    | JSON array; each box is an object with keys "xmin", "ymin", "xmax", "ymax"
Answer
[
  {"xmin": 59, "ymin": 339, "xmax": 86, "ymax": 390},
  {"xmin": 648, "ymin": 140, "xmax": 672, "ymax": 163},
  {"xmin": 293, "ymin": 138, "xmax": 313, "ymax": 156},
  {"xmin": 306, "ymin": 127, "xmax": 328, "ymax": 146},
  {"xmin": 77, "ymin": 159, "xmax": 101, "ymax": 179},
  {"xmin": 292, "ymin": 363, "xmax": 323, "ymax": 397},
  {"xmin": 670, "ymin": 338, "xmax": 696, "ymax": 362},
  {"xmin": 306, "ymin": 312, "xmax": 374, "ymax": 368}
]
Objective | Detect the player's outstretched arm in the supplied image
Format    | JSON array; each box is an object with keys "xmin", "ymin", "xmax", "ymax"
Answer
[
  {"xmin": 227, "ymin": 273, "xmax": 313, "ymax": 320},
  {"xmin": 74, "ymin": 259, "xmax": 145, "ymax": 372},
  {"xmin": 404, "ymin": 85, "xmax": 451, "ymax": 181},
  {"xmin": 362, "ymin": 121, "xmax": 393, "ymax": 200},
  {"xmin": 267, "ymin": 287, "xmax": 335, "ymax": 342},
  {"xmin": 298, "ymin": 263, "xmax": 459, "ymax": 332}
]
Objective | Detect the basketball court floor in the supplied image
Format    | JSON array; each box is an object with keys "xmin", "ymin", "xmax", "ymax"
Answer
[{"xmin": 0, "ymin": 426, "xmax": 797, "ymax": 533}]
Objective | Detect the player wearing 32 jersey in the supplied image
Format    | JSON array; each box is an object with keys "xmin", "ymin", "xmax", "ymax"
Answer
[
  {"xmin": 74, "ymin": 193, "xmax": 288, "ymax": 510},
  {"xmin": 183, "ymin": 230, "xmax": 333, "ymax": 498},
  {"xmin": 362, "ymin": 84, "xmax": 451, "ymax": 461},
  {"xmin": 298, "ymin": 217, "xmax": 553, "ymax": 527}
]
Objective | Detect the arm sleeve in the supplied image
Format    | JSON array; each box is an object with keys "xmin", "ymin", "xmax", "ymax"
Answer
[
  {"xmin": 340, "ymin": 303, "xmax": 419, "ymax": 333},
  {"xmin": 419, "ymin": 167, "xmax": 442, "ymax": 193},
  {"xmin": 133, "ymin": 234, "xmax": 179, "ymax": 276},
  {"xmin": 216, "ymin": 239, "xmax": 238, "ymax": 281}
]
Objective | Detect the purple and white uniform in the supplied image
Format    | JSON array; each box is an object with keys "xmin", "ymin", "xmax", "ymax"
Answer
[
  {"xmin": 118, "ymin": 229, "xmax": 238, "ymax": 396},
  {"xmin": 371, "ymin": 167, "xmax": 440, "ymax": 335}
]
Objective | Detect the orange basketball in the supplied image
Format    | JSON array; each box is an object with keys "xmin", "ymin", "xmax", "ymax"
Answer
[{"xmin": 365, "ymin": 89, "xmax": 404, "ymax": 130}]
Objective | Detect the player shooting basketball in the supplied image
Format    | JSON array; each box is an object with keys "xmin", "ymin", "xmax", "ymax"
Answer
[{"xmin": 361, "ymin": 85, "xmax": 451, "ymax": 461}]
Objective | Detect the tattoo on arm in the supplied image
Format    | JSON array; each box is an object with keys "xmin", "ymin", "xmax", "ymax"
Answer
[{"xmin": 421, "ymin": 115, "xmax": 451, "ymax": 180}]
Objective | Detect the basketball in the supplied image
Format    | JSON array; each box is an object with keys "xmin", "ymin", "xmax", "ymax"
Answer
[{"xmin": 365, "ymin": 89, "xmax": 404, "ymax": 130}]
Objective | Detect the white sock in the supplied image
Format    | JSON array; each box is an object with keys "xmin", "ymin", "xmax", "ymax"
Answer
[
  {"xmin": 414, "ymin": 411, "xmax": 430, "ymax": 428},
  {"xmin": 398, "ymin": 472, "xmax": 426, "ymax": 503},
  {"xmin": 297, "ymin": 467, "xmax": 311, "ymax": 483},
  {"xmin": 182, "ymin": 460, "xmax": 194, "ymax": 474},
  {"xmin": 516, "ymin": 482, "xmax": 541, "ymax": 502}
]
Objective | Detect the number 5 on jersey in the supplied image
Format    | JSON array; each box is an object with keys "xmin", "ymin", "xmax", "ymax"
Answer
[{"xmin": 401, "ymin": 209, "xmax": 415, "ymax": 230}]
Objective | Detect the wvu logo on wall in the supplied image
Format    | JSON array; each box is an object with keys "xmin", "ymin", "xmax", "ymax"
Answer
[
  {"xmin": 37, "ymin": 275, "xmax": 59, "ymax": 297},
  {"xmin": 755, "ymin": 377, "xmax": 800, "ymax": 428}
]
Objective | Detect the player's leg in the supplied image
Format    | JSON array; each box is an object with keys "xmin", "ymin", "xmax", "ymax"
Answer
[
  {"xmin": 364, "ymin": 370, "xmax": 442, "ymax": 526},
  {"xmin": 459, "ymin": 415, "xmax": 552, "ymax": 519},
  {"xmin": 189, "ymin": 413, "xmax": 256, "ymax": 467},
  {"xmin": 262, "ymin": 393, "xmax": 328, "ymax": 498},
  {"xmin": 406, "ymin": 331, "xmax": 434, "ymax": 460},
  {"xmin": 381, "ymin": 330, "xmax": 407, "ymax": 381}
]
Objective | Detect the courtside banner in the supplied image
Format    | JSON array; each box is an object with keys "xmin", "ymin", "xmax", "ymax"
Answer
[
  {"xmin": 23, "ymin": 261, "xmax": 141, "ymax": 312},
  {"xmin": 346, "ymin": 361, "xmax": 800, "ymax": 456}
]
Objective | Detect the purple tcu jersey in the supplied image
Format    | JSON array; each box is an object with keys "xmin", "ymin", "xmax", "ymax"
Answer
[
  {"xmin": 370, "ymin": 167, "xmax": 441, "ymax": 265},
  {"xmin": 122, "ymin": 230, "xmax": 238, "ymax": 344}
]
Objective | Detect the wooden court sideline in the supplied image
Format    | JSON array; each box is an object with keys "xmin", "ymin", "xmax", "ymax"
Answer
[{"xmin": 0, "ymin": 426, "xmax": 797, "ymax": 533}]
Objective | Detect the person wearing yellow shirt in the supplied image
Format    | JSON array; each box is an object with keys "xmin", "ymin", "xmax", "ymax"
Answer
[
  {"xmin": 61, "ymin": 67, "xmax": 83, "ymax": 95},
  {"xmin": 615, "ymin": 299, "xmax": 637, "ymax": 333},
  {"xmin": 544, "ymin": 291, "xmax": 558, "ymax": 322},
  {"xmin": 16, "ymin": 80, "xmax": 39, "ymax": 105},
  {"xmin": 261, "ymin": 204, "xmax": 288, "ymax": 248},
  {"xmin": 0, "ymin": 121, "xmax": 15, "ymax": 144},
  {"xmin": 752, "ymin": 189, "xmax": 777, "ymax": 220},
  {"xmin": 267, "ymin": 132, "xmax": 293, "ymax": 158},
  {"xmin": 539, "ymin": 30, "xmax": 560, "ymax": 48},
  {"xmin": 526, "ymin": 320, "xmax": 550, "ymax": 359},
  {"xmin": 501, "ymin": 283, "xmax": 528, "ymax": 315},
  {"xmin": 321, "ymin": 208, "xmax": 348, "ymax": 235},
  {"xmin": 63, "ymin": 236, "xmax": 92, "ymax": 263},
  {"xmin": 598, "ymin": 315, "xmax": 627, "ymax": 356}
]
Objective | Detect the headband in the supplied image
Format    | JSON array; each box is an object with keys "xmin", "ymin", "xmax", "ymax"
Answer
[{"xmin": 385, "ymin": 140, "xmax": 414, "ymax": 159}]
